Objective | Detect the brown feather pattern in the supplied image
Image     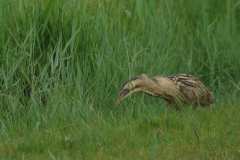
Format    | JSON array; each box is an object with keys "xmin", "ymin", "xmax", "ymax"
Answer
[{"xmin": 114, "ymin": 74, "xmax": 215, "ymax": 109}]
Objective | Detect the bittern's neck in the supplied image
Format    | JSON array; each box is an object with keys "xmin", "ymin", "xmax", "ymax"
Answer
[
  {"xmin": 115, "ymin": 75, "xmax": 185, "ymax": 109},
  {"xmin": 114, "ymin": 78, "xmax": 158, "ymax": 109},
  {"xmin": 130, "ymin": 77, "xmax": 184, "ymax": 101},
  {"xmin": 126, "ymin": 78, "xmax": 160, "ymax": 96}
]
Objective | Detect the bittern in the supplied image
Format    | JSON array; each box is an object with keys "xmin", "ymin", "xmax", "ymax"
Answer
[{"xmin": 114, "ymin": 74, "xmax": 215, "ymax": 109}]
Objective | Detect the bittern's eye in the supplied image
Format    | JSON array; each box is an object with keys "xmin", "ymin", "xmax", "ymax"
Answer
[{"xmin": 119, "ymin": 89, "xmax": 129, "ymax": 97}]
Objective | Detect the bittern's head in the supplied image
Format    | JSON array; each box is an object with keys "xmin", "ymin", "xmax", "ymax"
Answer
[{"xmin": 114, "ymin": 74, "xmax": 149, "ymax": 109}]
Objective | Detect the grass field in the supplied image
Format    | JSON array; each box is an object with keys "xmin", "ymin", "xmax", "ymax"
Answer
[{"xmin": 1, "ymin": 0, "xmax": 240, "ymax": 159}]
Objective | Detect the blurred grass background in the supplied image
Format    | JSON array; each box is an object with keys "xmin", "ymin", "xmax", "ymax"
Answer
[{"xmin": 0, "ymin": 0, "xmax": 240, "ymax": 159}]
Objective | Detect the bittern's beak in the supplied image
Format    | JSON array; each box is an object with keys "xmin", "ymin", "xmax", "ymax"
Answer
[
  {"xmin": 114, "ymin": 74, "xmax": 149, "ymax": 109},
  {"xmin": 114, "ymin": 98, "xmax": 121, "ymax": 109},
  {"xmin": 114, "ymin": 87, "xmax": 131, "ymax": 109}
]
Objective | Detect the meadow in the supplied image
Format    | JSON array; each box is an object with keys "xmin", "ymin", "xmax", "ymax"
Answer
[{"xmin": 0, "ymin": 0, "xmax": 240, "ymax": 159}]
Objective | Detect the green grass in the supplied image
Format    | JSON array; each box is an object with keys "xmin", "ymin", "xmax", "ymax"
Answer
[{"xmin": 0, "ymin": 0, "xmax": 240, "ymax": 159}]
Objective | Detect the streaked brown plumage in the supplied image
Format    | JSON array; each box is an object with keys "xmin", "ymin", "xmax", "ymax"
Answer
[{"xmin": 114, "ymin": 74, "xmax": 215, "ymax": 109}]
